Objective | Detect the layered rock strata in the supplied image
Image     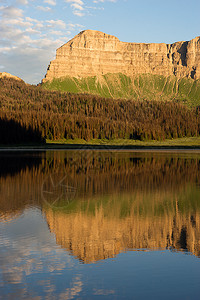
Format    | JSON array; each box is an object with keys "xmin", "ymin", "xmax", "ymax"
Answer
[{"xmin": 43, "ymin": 30, "xmax": 200, "ymax": 82}]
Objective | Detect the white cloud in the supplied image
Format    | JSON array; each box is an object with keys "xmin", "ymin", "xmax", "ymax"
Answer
[
  {"xmin": 65, "ymin": 0, "xmax": 84, "ymax": 4},
  {"xmin": 2, "ymin": 17, "xmax": 33, "ymax": 27},
  {"xmin": 34, "ymin": 21, "xmax": 44, "ymax": 29},
  {"xmin": 0, "ymin": 1, "xmax": 86, "ymax": 83},
  {"xmin": 71, "ymin": 3, "xmax": 84, "ymax": 10},
  {"xmin": 25, "ymin": 18, "xmax": 44, "ymax": 28},
  {"xmin": 25, "ymin": 17, "xmax": 39, "ymax": 23},
  {"xmin": 17, "ymin": 0, "xmax": 28, "ymax": 5},
  {"xmin": 25, "ymin": 27, "xmax": 41, "ymax": 35},
  {"xmin": 44, "ymin": 0, "xmax": 56, "ymax": 5},
  {"xmin": 73, "ymin": 10, "xmax": 84, "ymax": 16},
  {"xmin": 0, "ymin": 46, "xmax": 13, "ymax": 53},
  {"xmin": 37, "ymin": 6, "xmax": 51, "ymax": 12},
  {"xmin": 0, "ymin": 5, "xmax": 23, "ymax": 18},
  {"xmin": 50, "ymin": 30, "xmax": 64, "ymax": 35},
  {"xmin": 46, "ymin": 19, "xmax": 66, "ymax": 29},
  {"xmin": 67, "ymin": 23, "xmax": 84, "ymax": 28},
  {"xmin": 64, "ymin": 0, "xmax": 114, "ymax": 17},
  {"xmin": 64, "ymin": 0, "xmax": 85, "ymax": 16}
]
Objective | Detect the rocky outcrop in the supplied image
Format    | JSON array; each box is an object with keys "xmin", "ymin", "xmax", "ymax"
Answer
[
  {"xmin": 0, "ymin": 72, "xmax": 23, "ymax": 81},
  {"xmin": 43, "ymin": 30, "xmax": 200, "ymax": 82}
]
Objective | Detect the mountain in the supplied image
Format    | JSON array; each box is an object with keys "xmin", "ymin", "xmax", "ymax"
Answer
[
  {"xmin": 42, "ymin": 30, "xmax": 200, "ymax": 105},
  {"xmin": 43, "ymin": 30, "xmax": 200, "ymax": 82}
]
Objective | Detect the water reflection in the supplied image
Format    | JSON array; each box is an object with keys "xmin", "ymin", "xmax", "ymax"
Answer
[
  {"xmin": 44, "ymin": 189, "xmax": 200, "ymax": 263},
  {"xmin": 1, "ymin": 151, "xmax": 200, "ymax": 263},
  {"xmin": 0, "ymin": 207, "xmax": 82, "ymax": 299}
]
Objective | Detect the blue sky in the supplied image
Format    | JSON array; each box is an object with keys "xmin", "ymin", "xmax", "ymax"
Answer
[{"xmin": 0, "ymin": 0, "xmax": 200, "ymax": 84}]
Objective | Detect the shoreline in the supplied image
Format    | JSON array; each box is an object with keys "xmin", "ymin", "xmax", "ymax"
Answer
[{"xmin": 1, "ymin": 144, "xmax": 200, "ymax": 152}]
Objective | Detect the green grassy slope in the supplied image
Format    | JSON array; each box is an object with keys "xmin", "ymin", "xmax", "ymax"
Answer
[{"xmin": 42, "ymin": 73, "xmax": 200, "ymax": 107}]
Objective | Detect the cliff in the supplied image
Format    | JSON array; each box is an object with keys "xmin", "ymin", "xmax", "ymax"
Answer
[{"xmin": 43, "ymin": 30, "xmax": 200, "ymax": 83}]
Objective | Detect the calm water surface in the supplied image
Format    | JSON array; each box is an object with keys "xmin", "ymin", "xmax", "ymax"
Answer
[{"xmin": 0, "ymin": 150, "xmax": 200, "ymax": 299}]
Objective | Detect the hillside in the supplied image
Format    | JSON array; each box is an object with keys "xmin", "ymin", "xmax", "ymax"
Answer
[
  {"xmin": 42, "ymin": 73, "xmax": 200, "ymax": 107},
  {"xmin": 1, "ymin": 76, "xmax": 200, "ymax": 143},
  {"xmin": 42, "ymin": 30, "xmax": 200, "ymax": 107},
  {"xmin": 0, "ymin": 72, "xmax": 23, "ymax": 81}
]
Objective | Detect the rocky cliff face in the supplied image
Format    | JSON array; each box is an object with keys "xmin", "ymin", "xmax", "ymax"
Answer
[{"xmin": 43, "ymin": 30, "xmax": 200, "ymax": 82}]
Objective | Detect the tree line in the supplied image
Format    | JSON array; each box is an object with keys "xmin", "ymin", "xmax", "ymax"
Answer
[{"xmin": 0, "ymin": 77, "xmax": 200, "ymax": 143}]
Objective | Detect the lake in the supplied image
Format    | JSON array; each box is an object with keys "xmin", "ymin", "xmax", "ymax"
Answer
[{"xmin": 0, "ymin": 150, "xmax": 200, "ymax": 299}]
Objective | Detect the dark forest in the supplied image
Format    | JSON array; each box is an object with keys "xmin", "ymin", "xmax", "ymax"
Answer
[{"xmin": 0, "ymin": 77, "xmax": 200, "ymax": 144}]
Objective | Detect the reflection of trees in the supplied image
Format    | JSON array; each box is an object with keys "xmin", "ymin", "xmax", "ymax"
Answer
[
  {"xmin": 0, "ymin": 152, "xmax": 42, "ymax": 177},
  {"xmin": 0, "ymin": 152, "xmax": 43, "ymax": 220},
  {"xmin": 44, "ymin": 151, "xmax": 200, "ymax": 196},
  {"xmin": 1, "ymin": 151, "xmax": 200, "ymax": 260},
  {"xmin": 1, "ymin": 152, "xmax": 200, "ymax": 218}
]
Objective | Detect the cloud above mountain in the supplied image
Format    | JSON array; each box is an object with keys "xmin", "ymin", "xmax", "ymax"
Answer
[
  {"xmin": 0, "ymin": 0, "xmax": 115, "ymax": 83},
  {"xmin": 1, "ymin": 0, "xmax": 198, "ymax": 84}
]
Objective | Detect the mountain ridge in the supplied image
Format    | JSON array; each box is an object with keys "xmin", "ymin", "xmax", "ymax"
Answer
[{"xmin": 43, "ymin": 30, "xmax": 200, "ymax": 83}]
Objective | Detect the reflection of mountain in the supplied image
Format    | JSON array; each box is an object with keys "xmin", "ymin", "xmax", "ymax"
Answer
[
  {"xmin": 1, "ymin": 151, "xmax": 200, "ymax": 258},
  {"xmin": 44, "ymin": 186, "xmax": 200, "ymax": 263}
]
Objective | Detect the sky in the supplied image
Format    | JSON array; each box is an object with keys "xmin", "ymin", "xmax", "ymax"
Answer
[{"xmin": 0, "ymin": 0, "xmax": 200, "ymax": 84}]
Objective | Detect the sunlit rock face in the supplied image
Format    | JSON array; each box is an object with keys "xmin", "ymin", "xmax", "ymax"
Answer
[{"xmin": 43, "ymin": 30, "xmax": 200, "ymax": 82}]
